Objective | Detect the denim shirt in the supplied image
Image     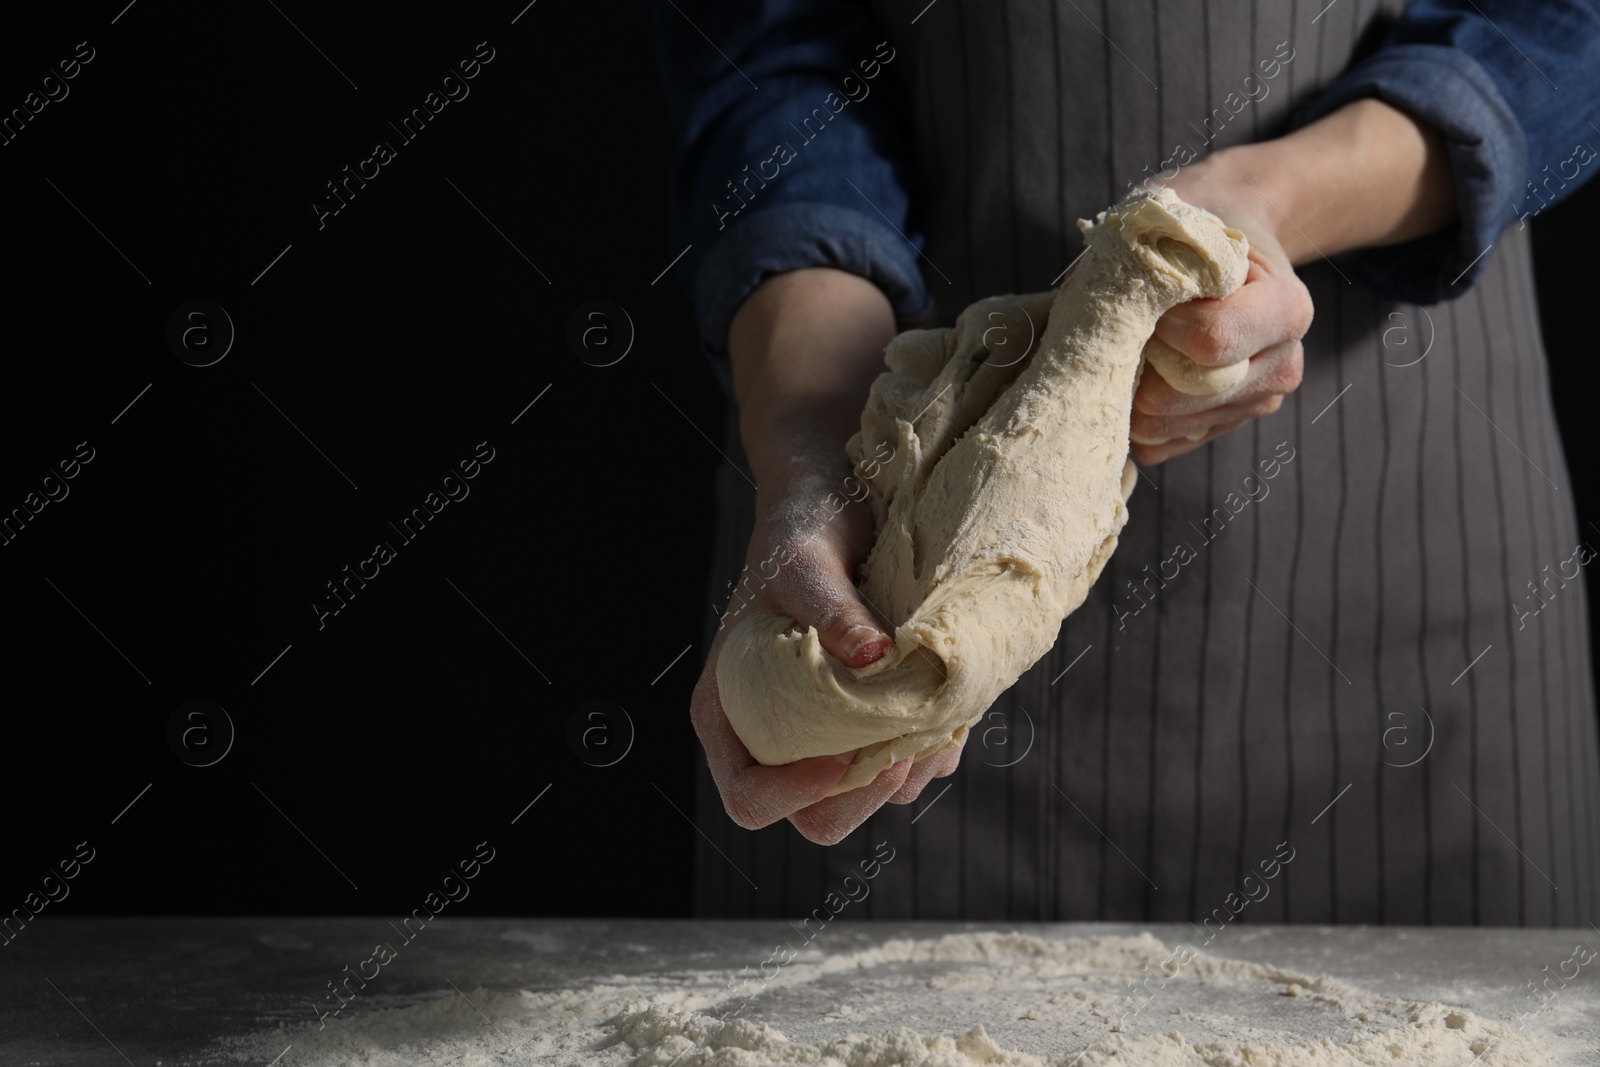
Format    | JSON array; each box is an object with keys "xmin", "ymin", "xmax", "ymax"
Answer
[{"xmin": 650, "ymin": 0, "xmax": 1600, "ymax": 381}]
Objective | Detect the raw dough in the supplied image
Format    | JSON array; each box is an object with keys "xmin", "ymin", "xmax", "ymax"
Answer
[{"xmin": 717, "ymin": 188, "xmax": 1249, "ymax": 794}]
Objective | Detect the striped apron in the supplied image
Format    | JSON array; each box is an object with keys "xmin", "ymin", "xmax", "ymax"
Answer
[{"xmin": 694, "ymin": 0, "xmax": 1600, "ymax": 926}]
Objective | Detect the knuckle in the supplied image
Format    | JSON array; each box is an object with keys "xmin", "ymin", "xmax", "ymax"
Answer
[
  {"xmin": 688, "ymin": 696, "xmax": 720, "ymax": 744},
  {"xmin": 1267, "ymin": 346, "xmax": 1304, "ymax": 394},
  {"xmin": 887, "ymin": 783, "xmax": 922, "ymax": 805},
  {"xmin": 811, "ymin": 604, "xmax": 860, "ymax": 646},
  {"xmin": 723, "ymin": 793, "xmax": 774, "ymax": 830},
  {"xmin": 790, "ymin": 811, "xmax": 851, "ymax": 845},
  {"xmin": 1283, "ymin": 342, "xmax": 1305, "ymax": 382},
  {"xmin": 1190, "ymin": 315, "xmax": 1241, "ymax": 363},
  {"xmin": 1290, "ymin": 290, "xmax": 1315, "ymax": 337}
]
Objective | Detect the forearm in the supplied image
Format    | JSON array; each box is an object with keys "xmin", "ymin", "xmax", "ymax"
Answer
[
  {"xmin": 728, "ymin": 268, "xmax": 896, "ymax": 489},
  {"xmin": 1174, "ymin": 98, "xmax": 1457, "ymax": 265}
]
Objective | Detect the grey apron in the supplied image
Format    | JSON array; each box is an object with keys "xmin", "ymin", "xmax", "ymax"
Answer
[{"xmin": 694, "ymin": 0, "xmax": 1600, "ymax": 925}]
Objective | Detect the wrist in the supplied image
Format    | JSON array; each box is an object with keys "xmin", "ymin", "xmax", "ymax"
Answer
[
  {"xmin": 738, "ymin": 395, "xmax": 860, "ymax": 490},
  {"xmin": 1167, "ymin": 143, "xmax": 1298, "ymax": 261},
  {"xmin": 1169, "ymin": 99, "xmax": 1455, "ymax": 266},
  {"xmin": 729, "ymin": 267, "xmax": 896, "ymax": 489}
]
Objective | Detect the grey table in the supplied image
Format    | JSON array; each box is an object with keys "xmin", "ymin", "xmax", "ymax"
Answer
[{"xmin": 3, "ymin": 919, "xmax": 1596, "ymax": 1063}]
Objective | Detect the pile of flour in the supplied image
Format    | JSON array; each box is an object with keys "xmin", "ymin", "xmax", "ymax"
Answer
[{"xmin": 217, "ymin": 931, "xmax": 1561, "ymax": 1066}]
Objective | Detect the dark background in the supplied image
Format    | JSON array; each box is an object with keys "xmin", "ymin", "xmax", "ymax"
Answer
[{"xmin": 0, "ymin": 2, "xmax": 1593, "ymax": 921}]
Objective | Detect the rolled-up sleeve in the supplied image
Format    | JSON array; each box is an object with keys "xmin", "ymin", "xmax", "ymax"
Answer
[
  {"xmin": 1296, "ymin": 0, "xmax": 1600, "ymax": 304},
  {"xmin": 649, "ymin": 1, "xmax": 931, "ymax": 386}
]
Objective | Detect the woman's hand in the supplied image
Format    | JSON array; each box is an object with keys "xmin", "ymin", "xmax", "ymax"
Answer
[
  {"xmin": 691, "ymin": 267, "xmax": 961, "ymax": 845},
  {"xmin": 1131, "ymin": 98, "xmax": 1457, "ymax": 465},
  {"xmin": 1130, "ymin": 167, "xmax": 1312, "ymax": 466},
  {"xmin": 692, "ymin": 461, "xmax": 962, "ymax": 844}
]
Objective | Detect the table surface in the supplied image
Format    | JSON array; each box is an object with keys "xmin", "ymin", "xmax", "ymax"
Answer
[{"xmin": 4, "ymin": 918, "xmax": 1597, "ymax": 1064}]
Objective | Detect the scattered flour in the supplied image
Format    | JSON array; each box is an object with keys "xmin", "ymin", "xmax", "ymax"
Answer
[{"xmin": 215, "ymin": 931, "xmax": 1562, "ymax": 1066}]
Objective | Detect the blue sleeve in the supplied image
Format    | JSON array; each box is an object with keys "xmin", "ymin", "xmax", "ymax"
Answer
[
  {"xmin": 648, "ymin": 1, "xmax": 932, "ymax": 388},
  {"xmin": 1295, "ymin": 0, "xmax": 1600, "ymax": 304}
]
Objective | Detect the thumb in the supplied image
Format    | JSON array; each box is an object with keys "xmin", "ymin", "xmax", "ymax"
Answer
[{"xmin": 778, "ymin": 537, "xmax": 893, "ymax": 670}]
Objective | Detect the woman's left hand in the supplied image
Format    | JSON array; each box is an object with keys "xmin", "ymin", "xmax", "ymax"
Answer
[{"xmin": 1129, "ymin": 162, "xmax": 1314, "ymax": 466}]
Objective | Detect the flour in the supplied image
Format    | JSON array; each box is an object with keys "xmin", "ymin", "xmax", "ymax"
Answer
[{"xmin": 215, "ymin": 930, "xmax": 1565, "ymax": 1066}]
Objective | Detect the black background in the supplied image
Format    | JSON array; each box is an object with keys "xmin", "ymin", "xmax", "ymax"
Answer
[{"xmin": 0, "ymin": 2, "xmax": 1593, "ymax": 920}]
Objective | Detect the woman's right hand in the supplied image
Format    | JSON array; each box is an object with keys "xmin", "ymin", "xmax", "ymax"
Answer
[
  {"xmin": 693, "ymin": 461, "xmax": 965, "ymax": 843},
  {"xmin": 690, "ymin": 268, "xmax": 963, "ymax": 845}
]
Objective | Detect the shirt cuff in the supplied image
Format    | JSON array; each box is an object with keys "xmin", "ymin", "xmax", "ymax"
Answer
[
  {"xmin": 1294, "ymin": 44, "xmax": 1526, "ymax": 304},
  {"xmin": 692, "ymin": 202, "xmax": 936, "ymax": 395}
]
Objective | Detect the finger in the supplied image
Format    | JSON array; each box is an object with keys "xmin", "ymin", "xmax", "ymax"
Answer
[
  {"xmin": 769, "ymin": 529, "xmax": 894, "ymax": 669},
  {"xmin": 691, "ymin": 666, "xmax": 858, "ymax": 829},
  {"xmin": 1139, "ymin": 347, "xmax": 1299, "ymax": 422},
  {"xmin": 1153, "ymin": 258, "xmax": 1312, "ymax": 367},
  {"xmin": 1130, "ymin": 418, "xmax": 1249, "ymax": 466},
  {"xmin": 1135, "ymin": 355, "xmax": 1239, "ymax": 416},
  {"xmin": 1256, "ymin": 338, "xmax": 1304, "ymax": 398},
  {"xmin": 1130, "ymin": 394, "xmax": 1283, "ymax": 445},
  {"xmin": 1142, "ymin": 335, "xmax": 1250, "ymax": 400},
  {"xmin": 1134, "ymin": 340, "xmax": 1301, "ymax": 418},
  {"xmin": 887, "ymin": 746, "xmax": 961, "ymax": 804},
  {"xmin": 789, "ymin": 757, "xmax": 915, "ymax": 845}
]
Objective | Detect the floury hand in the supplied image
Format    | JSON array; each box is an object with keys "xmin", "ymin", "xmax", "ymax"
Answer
[{"xmin": 691, "ymin": 267, "xmax": 963, "ymax": 845}]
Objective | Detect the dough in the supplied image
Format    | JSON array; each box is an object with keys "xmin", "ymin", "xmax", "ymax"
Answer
[{"xmin": 717, "ymin": 188, "xmax": 1249, "ymax": 795}]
